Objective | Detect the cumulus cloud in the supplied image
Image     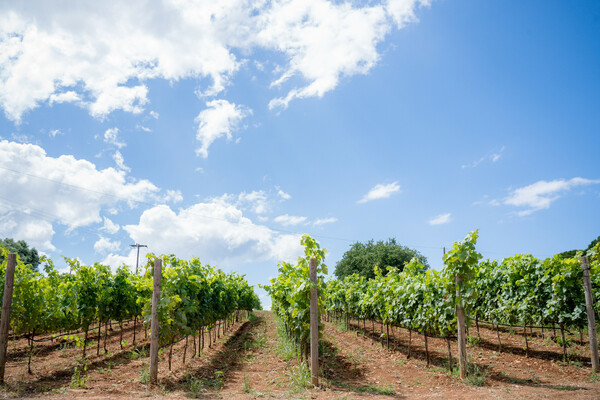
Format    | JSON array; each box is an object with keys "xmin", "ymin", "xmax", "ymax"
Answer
[
  {"xmin": 49, "ymin": 91, "xmax": 81, "ymax": 105},
  {"xmin": 0, "ymin": 212, "xmax": 55, "ymax": 251},
  {"xmin": 102, "ymin": 250, "xmax": 139, "ymax": 271},
  {"xmin": 104, "ymin": 128, "xmax": 125, "ymax": 149},
  {"xmin": 211, "ymin": 190, "xmax": 270, "ymax": 215},
  {"xmin": 238, "ymin": 191, "xmax": 269, "ymax": 214},
  {"xmin": 386, "ymin": 0, "xmax": 430, "ymax": 28},
  {"xmin": 0, "ymin": 0, "xmax": 428, "ymax": 122},
  {"xmin": 195, "ymin": 99, "xmax": 251, "ymax": 158},
  {"xmin": 259, "ymin": 0, "xmax": 390, "ymax": 109},
  {"xmin": 113, "ymin": 150, "xmax": 130, "ymax": 172},
  {"xmin": 358, "ymin": 181, "xmax": 400, "ymax": 203},
  {"xmin": 274, "ymin": 214, "xmax": 308, "ymax": 226},
  {"xmin": 503, "ymin": 177, "xmax": 600, "ymax": 216},
  {"xmin": 162, "ymin": 189, "xmax": 183, "ymax": 204},
  {"xmin": 100, "ymin": 216, "xmax": 120, "ymax": 234},
  {"xmin": 94, "ymin": 236, "xmax": 121, "ymax": 254},
  {"xmin": 0, "ymin": 140, "xmax": 163, "ymax": 250},
  {"xmin": 277, "ymin": 187, "xmax": 291, "ymax": 201},
  {"xmin": 428, "ymin": 213, "xmax": 451, "ymax": 225},
  {"xmin": 104, "ymin": 200, "xmax": 303, "ymax": 268}
]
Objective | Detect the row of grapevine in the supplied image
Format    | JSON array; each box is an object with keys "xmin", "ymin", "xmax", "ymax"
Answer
[
  {"xmin": 261, "ymin": 235, "xmax": 327, "ymax": 360},
  {"xmin": 0, "ymin": 248, "xmax": 261, "ymax": 374},
  {"xmin": 325, "ymin": 232, "xmax": 600, "ymax": 364},
  {"xmin": 325, "ymin": 231, "xmax": 477, "ymax": 367}
]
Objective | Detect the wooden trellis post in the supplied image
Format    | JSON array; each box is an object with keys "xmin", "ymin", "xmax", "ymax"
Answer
[
  {"xmin": 309, "ymin": 258, "xmax": 319, "ymax": 387},
  {"xmin": 149, "ymin": 258, "xmax": 162, "ymax": 384},
  {"xmin": 580, "ymin": 256, "xmax": 599, "ymax": 372},
  {"xmin": 0, "ymin": 253, "xmax": 16, "ymax": 384}
]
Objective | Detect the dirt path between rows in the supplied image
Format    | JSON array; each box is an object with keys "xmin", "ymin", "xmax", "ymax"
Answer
[
  {"xmin": 1, "ymin": 311, "xmax": 600, "ymax": 399},
  {"xmin": 320, "ymin": 315, "xmax": 600, "ymax": 399}
]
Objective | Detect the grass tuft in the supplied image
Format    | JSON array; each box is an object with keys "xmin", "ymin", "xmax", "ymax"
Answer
[{"xmin": 287, "ymin": 362, "xmax": 311, "ymax": 392}]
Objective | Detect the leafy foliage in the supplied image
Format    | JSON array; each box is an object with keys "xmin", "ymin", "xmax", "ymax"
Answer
[
  {"xmin": 334, "ymin": 238, "xmax": 428, "ymax": 280},
  {"xmin": 327, "ymin": 230, "xmax": 594, "ymax": 344},
  {"xmin": 557, "ymin": 234, "xmax": 599, "ymax": 259},
  {"xmin": 0, "ymin": 248, "xmax": 260, "ymax": 371},
  {"xmin": 0, "ymin": 238, "xmax": 40, "ymax": 271},
  {"xmin": 262, "ymin": 235, "xmax": 327, "ymax": 357},
  {"xmin": 326, "ymin": 257, "xmax": 457, "ymax": 339}
]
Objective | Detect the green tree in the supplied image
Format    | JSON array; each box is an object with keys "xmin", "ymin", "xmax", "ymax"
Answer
[
  {"xmin": 0, "ymin": 238, "xmax": 40, "ymax": 270},
  {"xmin": 557, "ymin": 234, "xmax": 599, "ymax": 259},
  {"xmin": 334, "ymin": 238, "xmax": 428, "ymax": 280}
]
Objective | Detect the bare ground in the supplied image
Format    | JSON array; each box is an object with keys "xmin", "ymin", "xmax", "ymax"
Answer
[{"xmin": 0, "ymin": 311, "xmax": 599, "ymax": 399}]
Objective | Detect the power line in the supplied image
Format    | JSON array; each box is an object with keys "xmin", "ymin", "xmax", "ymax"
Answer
[{"xmin": 0, "ymin": 164, "xmax": 556, "ymax": 260}]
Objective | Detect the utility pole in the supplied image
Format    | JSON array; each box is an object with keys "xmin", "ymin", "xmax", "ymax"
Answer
[{"xmin": 130, "ymin": 243, "xmax": 148, "ymax": 274}]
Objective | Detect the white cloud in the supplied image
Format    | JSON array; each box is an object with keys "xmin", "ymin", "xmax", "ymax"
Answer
[
  {"xmin": 212, "ymin": 190, "xmax": 270, "ymax": 214},
  {"xmin": 0, "ymin": 140, "xmax": 163, "ymax": 250},
  {"xmin": 461, "ymin": 157, "xmax": 485, "ymax": 169},
  {"xmin": 313, "ymin": 217, "xmax": 337, "ymax": 226},
  {"xmin": 162, "ymin": 189, "xmax": 183, "ymax": 204},
  {"xmin": 11, "ymin": 133, "xmax": 30, "ymax": 143},
  {"xmin": 195, "ymin": 99, "xmax": 251, "ymax": 158},
  {"xmin": 136, "ymin": 124, "xmax": 151, "ymax": 133},
  {"xmin": 260, "ymin": 0, "xmax": 390, "ymax": 109},
  {"xmin": 428, "ymin": 213, "xmax": 451, "ymax": 225},
  {"xmin": 0, "ymin": 213, "xmax": 55, "ymax": 251},
  {"xmin": 149, "ymin": 111, "xmax": 159, "ymax": 119},
  {"xmin": 0, "ymin": 0, "xmax": 428, "ymax": 122},
  {"xmin": 358, "ymin": 181, "xmax": 400, "ymax": 203},
  {"xmin": 386, "ymin": 0, "xmax": 430, "ymax": 28},
  {"xmin": 491, "ymin": 146, "xmax": 505, "ymax": 162},
  {"xmin": 102, "ymin": 248, "xmax": 150, "ymax": 272},
  {"xmin": 274, "ymin": 214, "xmax": 307, "ymax": 226},
  {"xmin": 113, "ymin": 150, "xmax": 130, "ymax": 172},
  {"xmin": 238, "ymin": 191, "xmax": 269, "ymax": 214},
  {"xmin": 462, "ymin": 146, "xmax": 505, "ymax": 169},
  {"xmin": 102, "ymin": 251, "xmax": 137, "ymax": 271},
  {"xmin": 277, "ymin": 187, "xmax": 291, "ymax": 201},
  {"xmin": 104, "ymin": 200, "xmax": 303, "ymax": 268},
  {"xmin": 100, "ymin": 216, "xmax": 120, "ymax": 235},
  {"xmin": 94, "ymin": 236, "xmax": 121, "ymax": 254},
  {"xmin": 49, "ymin": 90, "xmax": 81, "ymax": 105},
  {"xmin": 104, "ymin": 127, "xmax": 125, "ymax": 149},
  {"xmin": 503, "ymin": 177, "xmax": 600, "ymax": 216},
  {"xmin": 49, "ymin": 129, "xmax": 63, "ymax": 138}
]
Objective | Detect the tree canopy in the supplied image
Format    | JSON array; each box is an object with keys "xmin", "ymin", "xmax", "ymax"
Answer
[
  {"xmin": 0, "ymin": 238, "xmax": 40, "ymax": 271},
  {"xmin": 334, "ymin": 238, "xmax": 429, "ymax": 280},
  {"xmin": 557, "ymin": 234, "xmax": 599, "ymax": 259}
]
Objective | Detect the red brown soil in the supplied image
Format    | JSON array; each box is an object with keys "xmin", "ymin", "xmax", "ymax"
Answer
[{"xmin": 0, "ymin": 312, "xmax": 598, "ymax": 399}]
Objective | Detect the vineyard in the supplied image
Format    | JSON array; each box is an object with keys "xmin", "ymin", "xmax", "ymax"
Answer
[
  {"xmin": 324, "ymin": 233, "xmax": 600, "ymax": 366},
  {"xmin": 262, "ymin": 232, "xmax": 600, "ymax": 398},
  {"xmin": 0, "ymin": 248, "xmax": 260, "ymax": 390},
  {"xmin": 0, "ymin": 232, "xmax": 600, "ymax": 399}
]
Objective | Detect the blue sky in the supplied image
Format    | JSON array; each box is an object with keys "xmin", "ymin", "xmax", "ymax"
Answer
[{"xmin": 0, "ymin": 0, "xmax": 599, "ymax": 308}]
